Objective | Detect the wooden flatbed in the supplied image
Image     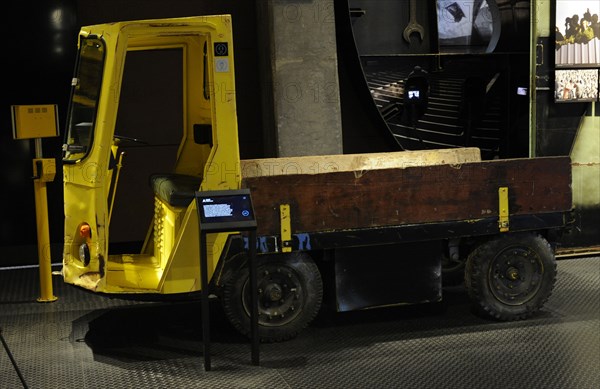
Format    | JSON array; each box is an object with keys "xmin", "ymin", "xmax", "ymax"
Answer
[{"xmin": 241, "ymin": 149, "xmax": 572, "ymax": 239}]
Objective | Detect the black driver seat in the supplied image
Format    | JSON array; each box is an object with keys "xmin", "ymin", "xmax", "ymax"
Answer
[{"xmin": 149, "ymin": 173, "xmax": 202, "ymax": 207}]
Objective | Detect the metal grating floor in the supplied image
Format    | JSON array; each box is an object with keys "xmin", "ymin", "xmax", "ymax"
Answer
[{"xmin": 1, "ymin": 257, "xmax": 598, "ymax": 389}]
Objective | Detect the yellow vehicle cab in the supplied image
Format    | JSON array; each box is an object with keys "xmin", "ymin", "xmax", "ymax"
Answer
[{"xmin": 62, "ymin": 16, "xmax": 240, "ymax": 295}]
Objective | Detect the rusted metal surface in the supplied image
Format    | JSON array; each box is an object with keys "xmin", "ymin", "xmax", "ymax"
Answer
[{"xmin": 243, "ymin": 156, "xmax": 572, "ymax": 236}]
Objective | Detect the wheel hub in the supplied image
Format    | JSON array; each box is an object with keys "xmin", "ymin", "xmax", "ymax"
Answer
[
  {"xmin": 243, "ymin": 266, "xmax": 303, "ymax": 327},
  {"xmin": 489, "ymin": 246, "xmax": 543, "ymax": 305},
  {"xmin": 264, "ymin": 283, "xmax": 283, "ymax": 302},
  {"xmin": 506, "ymin": 266, "xmax": 520, "ymax": 281}
]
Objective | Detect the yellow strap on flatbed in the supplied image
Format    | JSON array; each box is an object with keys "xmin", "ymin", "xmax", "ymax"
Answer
[
  {"xmin": 280, "ymin": 204, "xmax": 292, "ymax": 252},
  {"xmin": 498, "ymin": 187, "xmax": 509, "ymax": 232}
]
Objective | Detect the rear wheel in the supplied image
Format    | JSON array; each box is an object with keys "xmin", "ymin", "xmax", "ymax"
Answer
[
  {"xmin": 222, "ymin": 252, "xmax": 323, "ymax": 342},
  {"xmin": 465, "ymin": 233, "xmax": 557, "ymax": 321}
]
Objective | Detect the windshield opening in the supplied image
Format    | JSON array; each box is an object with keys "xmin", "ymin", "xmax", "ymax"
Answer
[{"xmin": 62, "ymin": 36, "xmax": 105, "ymax": 162}]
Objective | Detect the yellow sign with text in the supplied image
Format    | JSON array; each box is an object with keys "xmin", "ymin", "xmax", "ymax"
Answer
[{"xmin": 11, "ymin": 104, "xmax": 59, "ymax": 139}]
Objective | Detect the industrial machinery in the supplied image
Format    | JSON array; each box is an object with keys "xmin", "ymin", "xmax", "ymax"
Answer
[{"xmin": 61, "ymin": 15, "xmax": 573, "ymax": 342}]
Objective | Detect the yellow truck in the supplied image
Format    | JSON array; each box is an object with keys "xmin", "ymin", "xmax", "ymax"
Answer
[{"xmin": 61, "ymin": 15, "xmax": 573, "ymax": 342}]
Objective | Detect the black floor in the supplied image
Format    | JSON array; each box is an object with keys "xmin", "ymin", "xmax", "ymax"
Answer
[{"xmin": 1, "ymin": 257, "xmax": 598, "ymax": 389}]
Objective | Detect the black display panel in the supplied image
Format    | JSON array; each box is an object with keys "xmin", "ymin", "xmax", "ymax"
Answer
[
  {"xmin": 196, "ymin": 189, "xmax": 257, "ymax": 232},
  {"xmin": 407, "ymin": 90, "xmax": 421, "ymax": 99}
]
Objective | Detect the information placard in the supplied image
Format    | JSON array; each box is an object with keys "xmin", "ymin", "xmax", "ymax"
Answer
[{"xmin": 195, "ymin": 189, "xmax": 257, "ymax": 232}]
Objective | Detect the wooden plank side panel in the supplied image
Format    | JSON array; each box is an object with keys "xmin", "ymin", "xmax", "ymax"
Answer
[
  {"xmin": 240, "ymin": 148, "xmax": 481, "ymax": 178},
  {"xmin": 243, "ymin": 157, "xmax": 572, "ymax": 236}
]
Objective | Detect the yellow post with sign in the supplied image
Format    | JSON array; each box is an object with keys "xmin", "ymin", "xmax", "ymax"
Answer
[{"xmin": 11, "ymin": 104, "xmax": 59, "ymax": 302}]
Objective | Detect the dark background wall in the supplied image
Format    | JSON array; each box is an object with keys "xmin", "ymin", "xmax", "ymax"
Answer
[
  {"xmin": 1, "ymin": 0, "xmax": 263, "ymax": 265},
  {"xmin": 4, "ymin": 1, "xmax": 593, "ymax": 266}
]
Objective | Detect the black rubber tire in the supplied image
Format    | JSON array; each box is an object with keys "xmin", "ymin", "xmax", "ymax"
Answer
[
  {"xmin": 222, "ymin": 252, "xmax": 323, "ymax": 343},
  {"xmin": 465, "ymin": 233, "xmax": 557, "ymax": 321}
]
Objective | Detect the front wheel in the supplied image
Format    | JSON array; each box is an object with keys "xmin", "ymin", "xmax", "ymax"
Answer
[
  {"xmin": 222, "ymin": 252, "xmax": 323, "ymax": 342},
  {"xmin": 465, "ymin": 233, "xmax": 557, "ymax": 321}
]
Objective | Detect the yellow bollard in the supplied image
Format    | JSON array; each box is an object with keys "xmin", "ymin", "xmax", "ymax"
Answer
[
  {"xmin": 10, "ymin": 105, "xmax": 60, "ymax": 302},
  {"xmin": 33, "ymin": 157, "xmax": 58, "ymax": 303}
]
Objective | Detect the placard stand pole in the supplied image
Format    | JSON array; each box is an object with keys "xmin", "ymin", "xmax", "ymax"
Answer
[
  {"xmin": 195, "ymin": 189, "xmax": 258, "ymax": 371},
  {"xmin": 248, "ymin": 229, "xmax": 259, "ymax": 365},
  {"xmin": 199, "ymin": 231, "xmax": 211, "ymax": 371}
]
